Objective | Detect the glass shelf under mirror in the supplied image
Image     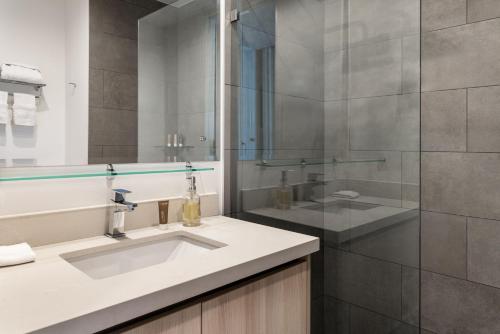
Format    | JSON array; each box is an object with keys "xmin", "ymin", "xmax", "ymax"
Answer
[
  {"xmin": 0, "ymin": 164, "xmax": 214, "ymax": 182},
  {"xmin": 255, "ymin": 158, "xmax": 386, "ymax": 168}
]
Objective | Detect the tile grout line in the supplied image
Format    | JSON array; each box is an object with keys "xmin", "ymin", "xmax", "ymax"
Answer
[
  {"xmin": 423, "ymin": 14, "xmax": 500, "ymax": 34},
  {"xmin": 421, "ymin": 267, "xmax": 500, "ymax": 291}
]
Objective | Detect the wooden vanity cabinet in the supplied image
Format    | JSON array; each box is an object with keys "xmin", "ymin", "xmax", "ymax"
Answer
[
  {"xmin": 202, "ymin": 259, "xmax": 310, "ymax": 334},
  {"xmin": 110, "ymin": 259, "xmax": 310, "ymax": 334},
  {"xmin": 113, "ymin": 303, "xmax": 201, "ymax": 334}
]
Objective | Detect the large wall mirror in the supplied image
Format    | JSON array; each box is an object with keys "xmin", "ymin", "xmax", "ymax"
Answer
[{"xmin": 0, "ymin": 0, "xmax": 219, "ymax": 170}]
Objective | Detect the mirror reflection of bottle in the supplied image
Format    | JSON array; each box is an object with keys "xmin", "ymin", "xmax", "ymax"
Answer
[{"xmin": 178, "ymin": 134, "xmax": 183, "ymax": 147}]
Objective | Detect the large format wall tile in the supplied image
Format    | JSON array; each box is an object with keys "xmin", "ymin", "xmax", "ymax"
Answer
[
  {"xmin": 324, "ymin": 100, "xmax": 348, "ymax": 153},
  {"xmin": 276, "ymin": 0, "xmax": 324, "ymax": 51},
  {"xmin": 239, "ymin": 0, "xmax": 275, "ymax": 37},
  {"xmin": 403, "ymin": 151, "xmax": 419, "ymax": 185},
  {"xmin": 349, "ymin": 0, "xmax": 419, "ymax": 45},
  {"xmin": 402, "ymin": 266, "xmax": 420, "ymax": 326},
  {"xmin": 89, "ymin": 108, "xmax": 137, "ymax": 146},
  {"xmin": 350, "ymin": 304, "xmax": 420, "ymax": 334},
  {"xmin": 422, "ymin": 19, "xmax": 500, "ymax": 91},
  {"xmin": 349, "ymin": 39, "xmax": 402, "ymax": 98},
  {"xmin": 349, "ymin": 94, "xmax": 419, "ymax": 151},
  {"xmin": 279, "ymin": 95, "xmax": 324, "ymax": 150},
  {"xmin": 103, "ymin": 71, "xmax": 138, "ymax": 110},
  {"xmin": 421, "ymin": 270, "xmax": 500, "ymax": 334},
  {"xmin": 421, "ymin": 152, "xmax": 467, "ymax": 215},
  {"xmin": 468, "ymin": 217, "xmax": 500, "ymax": 288},
  {"xmin": 324, "ymin": 50, "xmax": 348, "ymax": 101},
  {"xmin": 422, "ymin": 152, "xmax": 500, "ymax": 220},
  {"xmin": 460, "ymin": 154, "xmax": 500, "ymax": 220},
  {"xmin": 324, "ymin": 0, "xmax": 346, "ymax": 53},
  {"xmin": 421, "ymin": 211, "xmax": 467, "ymax": 278},
  {"xmin": 90, "ymin": 0, "xmax": 155, "ymax": 40},
  {"xmin": 90, "ymin": 31, "xmax": 138, "ymax": 74},
  {"xmin": 275, "ymin": 37, "xmax": 323, "ymax": 100},
  {"xmin": 468, "ymin": 0, "xmax": 500, "ymax": 23},
  {"xmin": 324, "ymin": 297, "xmax": 350, "ymax": 334},
  {"xmin": 403, "ymin": 151, "xmax": 420, "ymax": 206},
  {"xmin": 350, "ymin": 217, "xmax": 419, "ymax": 268},
  {"xmin": 324, "ymin": 248, "xmax": 402, "ymax": 319},
  {"xmin": 102, "ymin": 145, "xmax": 138, "ymax": 163},
  {"xmin": 421, "ymin": 89, "xmax": 467, "ymax": 152},
  {"xmin": 402, "ymin": 35, "xmax": 420, "ymax": 94},
  {"xmin": 421, "ymin": 0, "xmax": 466, "ymax": 31},
  {"xmin": 468, "ymin": 85, "xmax": 500, "ymax": 152},
  {"xmin": 89, "ymin": 69, "xmax": 104, "ymax": 108}
]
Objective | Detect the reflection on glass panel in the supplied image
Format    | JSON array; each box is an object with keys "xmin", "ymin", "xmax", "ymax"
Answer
[
  {"xmin": 231, "ymin": 0, "xmax": 420, "ymax": 332},
  {"xmin": 138, "ymin": 0, "xmax": 218, "ymax": 164},
  {"xmin": 238, "ymin": 2, "xmax": 275, "ymax": 161},
  {"xmin": 0, "ymin": 0, "xmax": 220, "ymax": 173}
]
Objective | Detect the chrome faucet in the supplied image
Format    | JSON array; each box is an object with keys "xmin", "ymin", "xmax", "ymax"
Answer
[{"xmin": 105, "ymin": 189, "xmax": 138, "ymax": 238}]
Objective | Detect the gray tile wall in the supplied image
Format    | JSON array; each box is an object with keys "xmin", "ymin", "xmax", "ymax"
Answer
[
  {"xmin": 323, "ymin": 0, "xmax": 420, "ymax": 205},
  {"xmin": 421, "ymin": 0, "xmax": 500, "ymax": 332},
  {"xmin": 88, "ymin": 0, "xmax": 164, "ymax": 164}
]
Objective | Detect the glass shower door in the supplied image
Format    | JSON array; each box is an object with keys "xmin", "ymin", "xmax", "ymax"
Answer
[{"xmin": 228, "ymin": 0, "xmax": 420, "ymax": 333}]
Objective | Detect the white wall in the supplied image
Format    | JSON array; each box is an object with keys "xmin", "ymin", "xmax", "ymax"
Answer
[
  {"xmin": 0, "ymin": 161, "xmax": 221, "ymax": 218},
  {"xmin": 65, "ymin": 0, "xmax": 89, "ymax": 165},
  {"xmin": 0, "ymin": 0, "xmax": 68, "ymax": 166}
]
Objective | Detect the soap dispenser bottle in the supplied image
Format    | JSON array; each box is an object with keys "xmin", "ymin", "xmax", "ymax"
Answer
[
  {"xmin": 183, "ymin": 176, "xmax": 201, "ymax": 227},
  {"xmin": 274, "ymin": 170, "xmax": 293, "ymax": 210}
]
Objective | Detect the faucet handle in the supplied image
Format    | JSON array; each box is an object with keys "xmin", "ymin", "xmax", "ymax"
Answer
[{"xmin": 112, "ymin": 188, "xmax": 131, "ymax": 203}]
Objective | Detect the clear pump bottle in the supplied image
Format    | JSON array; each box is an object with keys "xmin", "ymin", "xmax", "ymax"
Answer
[
  {"xmin": 274, "ymin": 170, "xmax": 293, "ymax": 210},
  {"xmin": 182, "ymin": 176, "xmax": 201, "ymax": 227}
]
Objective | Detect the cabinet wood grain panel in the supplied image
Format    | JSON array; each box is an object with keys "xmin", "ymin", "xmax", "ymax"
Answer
[
  {"xmin": 116, "ymin": 303, "xmax": 201, "ymax": 334},
  {"xmin": 202, "ymin": 260, "xmax": 310, "ymax": 334}
]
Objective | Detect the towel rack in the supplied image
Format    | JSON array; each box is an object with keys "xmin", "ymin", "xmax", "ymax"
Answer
[{"xmin": 0, "ymin": 79, "xmax": 45, "ymax": 97}]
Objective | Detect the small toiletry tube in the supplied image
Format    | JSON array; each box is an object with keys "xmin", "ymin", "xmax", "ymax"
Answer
[
  {"xmin": 167, "ymin": 134, "xmax": 172, "ymax": 147},
  {"xmin": 158, "ymin": 200, "xmax": 169, "ymax": 230},
  {"xmin": 173, "ymin": 134, "xmax": 178, "ymax": 147},
  {"xmin": 178, "ymin": 134, "xmax": 184, "ymax": 147}
]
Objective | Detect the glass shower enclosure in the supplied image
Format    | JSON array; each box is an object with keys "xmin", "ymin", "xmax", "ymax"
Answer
[{"xmin": 227, "ymin": 0, "xmax": 420, "ymax": 333}]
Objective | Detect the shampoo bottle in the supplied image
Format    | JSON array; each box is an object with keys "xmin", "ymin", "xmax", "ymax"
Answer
[
  {"xmin": 182, "ymin": 176, "xmax": 201, "ymax": 227},
  {"xmin": 274, "ymin": 170, "xmax": 293, "ymax": 210}
]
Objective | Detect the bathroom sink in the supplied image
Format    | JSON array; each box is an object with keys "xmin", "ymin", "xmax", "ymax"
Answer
[{"xmin": 61, "ymin": 232, "xmax": 226, "ymax": 279}]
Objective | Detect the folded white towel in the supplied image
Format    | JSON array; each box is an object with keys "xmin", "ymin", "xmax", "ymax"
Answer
[
  {"xmin": 332, "ymin": 190, "xmax": 360, "ymax": 199},
  {"xmin": 0, "ymin": 63, "xmax": 44, "ymax": 85},
  {"xmin": 0, "ymin": 242, "xmax": 36, "ymax": 267},
  {"xmin": 0, "ymin": 91, "xmax": 8, "ymax": 124},
  {"xmin": 13, "ymin": 93, "xmax": 36, "ymax": 126}
]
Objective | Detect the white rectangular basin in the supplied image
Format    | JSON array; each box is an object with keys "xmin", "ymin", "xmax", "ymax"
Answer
[{"xmin": 61, "ymin": 232, "xmax": 226, "ymax": 279}]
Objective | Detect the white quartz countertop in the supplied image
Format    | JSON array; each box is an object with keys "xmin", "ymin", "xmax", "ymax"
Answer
[{"xmin": 0, "ymin": 216, "xmax": 319, "ymax": 334}]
